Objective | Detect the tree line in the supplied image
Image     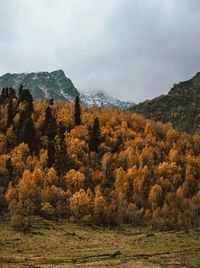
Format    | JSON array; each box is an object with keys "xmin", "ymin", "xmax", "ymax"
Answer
[{"xmin": 0, "ymin": 85, "xmax": 199, "ymax": 231}]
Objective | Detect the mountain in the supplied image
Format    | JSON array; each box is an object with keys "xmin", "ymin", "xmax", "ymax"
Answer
[
  {"xmin": 131, "ymin": 72, "xmax": 200, "ymax": 134},
  {"xmin": 0, "ymin": 70, "xmax": 79, "ymax": 101},
  {"xmin": 0, "ymin": 70, "xmax": 134, "ymax": 109},
  {"xmin": 80, "ymin": 91, "xmax": 134, "ymax": 109}
]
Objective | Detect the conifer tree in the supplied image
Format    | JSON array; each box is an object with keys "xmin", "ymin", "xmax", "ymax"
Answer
[
  {"xmin": 45, "ymin": 106, "xmax": 52, "ymax": 125},
  {"xmin": 57, "ymin": 121, "xmax": 66, "ymax": 141},
  {"xmin": 54, "ymin": 138, "xmax": 67, "ymax": 176},
  {"xmin": 18, "ymin": 84, "xmax": 23, "ymax": 98},
  {"xmin": 7, "ymin": 98, "xmax": 14, "ymax": 128},
  {"xmin": 6, "ymin": 158, "xmax": 13, "ymax": 181},
  {"xmin": 89, "ymin": 117, "xmax": 101, "ymax": 152},
  {"xmin": 44, "ymin": 106, "xmax": 57, "ymax": 139},
  {"xmin": 18, "ymin": 87, "xmax": 33, "ymax": 115},
  {"xmin": 8, "ymin": 88, "xmax": 16, "ymax": 98},
  {"xmin": 47, "ymin": 140, "xmax": 55, "ymax": 168},
  {"xmin": 22, "ymin": 118, "xmax": 37, "ymax": 153},
  {"xmin": 17, "ymin": 109, "xmax": 38, "ymax": 153},
  {"xmin": 74, "ymin": 96, "xmax": 81, "ymax": 126},
  {"xmin": 54, "ymin": 122, "xmax": 74, "ymax": 176},
  {"xmin": 17, "ymin": 110, "xmax": 26, "ymax": 144},
  {"xmin": 49, "ymin": 99, "xmax": 54, "ymax": 106},
  {"xmin": 1, "ymin": 88, "xmax": 9, "ymax": 102}
]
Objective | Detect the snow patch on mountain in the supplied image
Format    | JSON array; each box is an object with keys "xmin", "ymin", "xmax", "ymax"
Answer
[
  {"xmin": 39, "ymin": 86, "xmax": 49, "ymax": 99},
  {"xmin": 80, "ymin": 90, "xmax": 134, "ymax": 110}
]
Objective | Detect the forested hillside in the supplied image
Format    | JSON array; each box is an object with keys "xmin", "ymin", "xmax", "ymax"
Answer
[
  {"xmin": 0, "ymin": 86, "xmax": 199, "ymax": 230},
  {"xmin": 131, "ymin": 72, "xmax": 200, "ymax": 135}
]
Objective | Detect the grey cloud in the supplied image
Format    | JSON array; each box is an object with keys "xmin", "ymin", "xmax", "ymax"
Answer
[
  {"xmin": 0, "ymin": 0, "xmax": 200, "ymax": 102},
  {"xmin": 0, "ymin": 1, "xmax": 18, "ymax": 42}
]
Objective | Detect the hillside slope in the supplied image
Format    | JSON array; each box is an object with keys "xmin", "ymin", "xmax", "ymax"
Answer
[
  {"xmin": 131, "ymin": 72, "xmax": 200, "ymax": 134},
  {"xmin": 0, "ymin": 94, "xmax": 199, "ymax": 230}
]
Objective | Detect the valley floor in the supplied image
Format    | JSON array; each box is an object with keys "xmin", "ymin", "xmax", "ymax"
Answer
[{"xmin": 0, "ymin": 215, "xmax": 199, "ymax": 267}]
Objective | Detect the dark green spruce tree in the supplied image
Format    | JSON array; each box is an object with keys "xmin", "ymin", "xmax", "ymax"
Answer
[
  {"xmin": 54, "ymin": 138, "xmax": 67, "ymax": 176},
  {"xmin": 49, "ymin": 99, "xmax": 54, "ymax": 106},
  {"xmin": 74, "ymin": 96, "xmax": 81, "ymax": 126},
  {"xmin": 17, "ymin": 88, "xmax": 38, "ymax": 153},
  {"xmin": 47, "ymin": 140, "xmax": 55, "ymax": 168},
  {"xmin": 22, "ymin": 117, "xmax": 38, "ymax": 153},
  {"xmin": 0, "ymin": 88, "xmax": 9, "ymax": 104},
  {"xmin": 18, "ymin": 84, "xmax": 23, "ymax": 99},
  {"xmin": 89, "ymin": 117, "xmax": 101, "ymax": 153},
  {"xmin": 8, "ymin": 87, "xmax": 16, "ymax": 98},
  {"xmin": 6, "ymin": 158, "xmax": 13, "ymax": 181},
  {"xmin": 7, "ymin": 98, "xmax": 14, "ymax": 128},
  {"xmin": 54, "ymin": 122, "xmax": 66, "ymax": 175},
  {"xmin": 17, "ymin": 110, "xmax": 26, "ymax": 144},
  {"xmin": 54, "ymin": 122, "xmax": 76, "ymax": 175},
  {"xmin": 44, "ymin": 106, "xmax": 57, "ymax": 168},
  {"xmin": 1, "ymin": 88, "xmax": 9, "ymax": 99},
  {"xmin": 44, "ymin": 106, "xmax": 57, "ymax": 139},
  {"xmin": 18, "ymin": 86, "xmax": 33, "ymax": 116}
]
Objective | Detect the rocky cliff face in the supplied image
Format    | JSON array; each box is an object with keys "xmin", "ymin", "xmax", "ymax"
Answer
[
  {"xmin": 0, "ymin": 70, "xmax": 134, "ymax": 109},
  {"xmin": 0, "ymin": 70, "xmax": 79, "ymax": 101},
  {"xmin": 131, "ymin": 73, "xmax": 200, "ymax": 134}
]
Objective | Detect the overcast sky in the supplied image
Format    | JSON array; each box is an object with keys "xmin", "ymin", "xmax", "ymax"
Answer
[{"xmin": 1, "ymin": 0, "xmax": 200, "ymax": 103}]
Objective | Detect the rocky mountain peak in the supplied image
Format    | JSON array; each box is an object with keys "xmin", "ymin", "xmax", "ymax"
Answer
[
  {"xmin": 51, "ymin": 69, "xmax": 65, "ymax": 75},
  {"xmin": 0, "ymin": 70, "xmax": 135, "ymax": 109},
  {"xmin": 80, "ymin": 90, "xmax": 134, "ymax": 109},
  {"xmin": 0, "ymin": 70, "xmax": 79, "ymax": 101}
]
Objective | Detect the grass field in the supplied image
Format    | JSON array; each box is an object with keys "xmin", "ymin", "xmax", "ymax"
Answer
[{"xmin": 0, "ymin": 215, "xmax": 199, "ymax": 267}]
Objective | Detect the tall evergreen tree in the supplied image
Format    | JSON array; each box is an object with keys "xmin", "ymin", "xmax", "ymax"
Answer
[
  {"xmin": 22, "ymin": 118, "xmax": 37, "ymax": 153},
  {"xmin": 1, "ymin": 88, "xmax": 9, "ymax": 102},
  {"xmin": 54, "ymin": 122, "xmax": 76, "ymax": 175},
  {"xmin": 17, "ymin": 110, "xmax": 26, "ymax": 144},
  {"xmin": 17, "ymin": 109, "xmax": 38, "ymax": 153},
  {"xmin": 49, "ymin": 99, "xmax": 54, "ymax": 106},
  {"xmin": 54, "ymin": 138, "xmax": 67, "ymax": 176},
  {"xmin": 47, "ymin": 140, "xmax": 55, "ymax": 168},
  {"xmin": 54, "ymin": 122, "xmax": 67, "ymax": 176},
  {"xmin": 89, "ymin": 117, "xmax": 101, "ymax": 153},
  {"xmin": 44, "ymin": 106, "xmax": 57, "ymax": 139},
  {"xmin": 45, "ymin": 106, "xmax": 52, "ymax": 124},
  {"xmin": 74, "ymin": 96, "xmax": 81, "ymax": 126},
  {"xmin": 6, "ymin": 158, "xmax": 13, "ymax": 181},
  {"xmin": 8, "ymin": 88, "xmax": 16, "ymax": 98},
  {"xmin": 44, "ymin": 106, "xmax": 57, "ymax": 168},
  {"xmin": 18, "ymin": 84, "xmax": 23, "ymax": 98},
  {"xmin": 7, "ymin": 98, "xmax": 14, "ymax": 128},
  {"xmin": 58, "ymin": 121, "xmax": 66, "ymax": 141},
  {"xmin": 18, "ymin": 86, "xmax": 33, "ymax": 116}
]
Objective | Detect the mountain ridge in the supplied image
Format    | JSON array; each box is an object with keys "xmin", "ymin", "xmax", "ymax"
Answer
[
  {"xmin": 0, "ymin": 70, "xmax": 134, "ymax": 110},
  {"xmin": 131, "ymin": 72, "xmax": 200, "ymax": 134},
  {"xmin": 80, "ymin": 90, "xmax": 134, "ymax": 109},
  {"xmin": 0, "ymin": 70, "xmax": 79, "ymax": 101}
]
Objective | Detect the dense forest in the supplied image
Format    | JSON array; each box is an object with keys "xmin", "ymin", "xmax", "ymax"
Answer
[
  {"xmin": 0, "ymin": 86, "xmax": 199, "ymax": 231},
  {"xmin": 131, "ymin": 72, "xmax": 200, "ymax": 135}
]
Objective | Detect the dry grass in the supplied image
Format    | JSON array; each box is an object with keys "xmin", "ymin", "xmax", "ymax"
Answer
[{"xmin": 0, "ymin": 215, "xmax": 199, "ymax": 267}]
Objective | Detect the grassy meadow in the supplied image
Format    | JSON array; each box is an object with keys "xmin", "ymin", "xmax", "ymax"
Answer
[{"xmin": 0, "ymin": 215, "xmax": 199, "ymax": 267}]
